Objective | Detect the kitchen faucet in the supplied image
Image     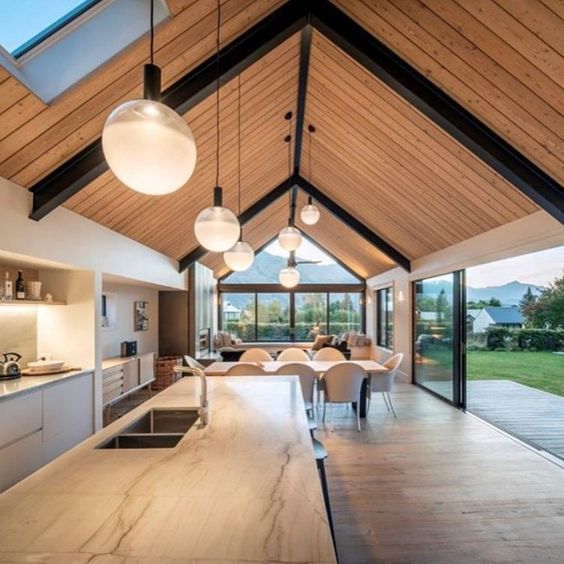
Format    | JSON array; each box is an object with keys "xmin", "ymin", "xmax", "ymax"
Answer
[{"xmin": 173, "ymin": 366, "xmax": 208, "ymax": 426}]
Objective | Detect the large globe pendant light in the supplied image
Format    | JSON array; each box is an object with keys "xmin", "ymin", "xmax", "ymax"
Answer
[
  {"xmin": 279, "ymin": 266, "xmax": 300, "ymax": 288},
  {"xmin": 194, "ymin": 0, "xmax": 240, "ymax": 252},
  {"xmin": 278, "ymin": 225, "xmax": 302, "ymax": 251},
  {"xmin": 223, "ymin": 75, "xmax": 254, "ymax": 271},
  {"xmin": 102, "ymin": 0, "xmax": 196, "ymax": 195},
  {"xmin": 300, "ymin": 125, "xmax": 320, "ymax": 225}
]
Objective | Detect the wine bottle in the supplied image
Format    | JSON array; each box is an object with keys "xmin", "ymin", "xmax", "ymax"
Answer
[
  {"xmin": 15, "ymin": 270, "xmax": 25, "ymax": 300},
  {"xmin": 3, "ymin": 272, "xmax": 12, "ymax": 301}
]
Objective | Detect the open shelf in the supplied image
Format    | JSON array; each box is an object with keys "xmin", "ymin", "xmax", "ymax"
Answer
[{"xmin": 0, "ymin": 299, "xmax": 66, "ymax": 306}]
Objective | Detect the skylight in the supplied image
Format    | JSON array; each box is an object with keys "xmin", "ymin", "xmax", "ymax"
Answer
[{"xmin": 0, "ymin": 0, "xmax": 101, "ymax": 58}]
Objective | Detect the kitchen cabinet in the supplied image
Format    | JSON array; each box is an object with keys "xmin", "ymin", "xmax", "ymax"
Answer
[
  {"xmin": 0, "ymin": 391, "xmax": 42, "ymax": 449},
  {"xmin": 102, "ymin": 353, "xmax": 155, "ymax": 408},
  {"xmin": 122, "ymin": 359, "xmax": 139, "ymax": 392},
  {"xmin": 139, "ymin": 353, "xmax": 155, "ymax": 384},
  {"xmin": 0, "ymin": 430, "xmax": 42, "ymax": 492}
]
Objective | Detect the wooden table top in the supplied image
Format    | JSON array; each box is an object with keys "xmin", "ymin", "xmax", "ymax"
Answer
[{"xmin": 204, "ymin": 359, "xmax": 389, "ymax": 376}]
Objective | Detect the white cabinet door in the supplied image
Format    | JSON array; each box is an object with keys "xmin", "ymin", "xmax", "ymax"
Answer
[
  {"xmin": 0, "ymin": 430, "xmax": 42, "ymax": 493},
  {"xmin": 0, "ymin": 391, "xmax": 42, "ymax": 449},
  {"xmin": 42, "ymin": 372, "xmax": 94, "ymax": 464},
  {"xmin": 139, "ymin": 353, "xmax": 155, "ymax": 384},
  {"xmin": 122, "ymin": 360, "xmax": 139, "ymax": 392}
]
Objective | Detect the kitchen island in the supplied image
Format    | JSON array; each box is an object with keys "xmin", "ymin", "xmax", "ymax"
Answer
[{"xmin": 0, "ymin": 376, "xmax": 336, "ymax": 563}]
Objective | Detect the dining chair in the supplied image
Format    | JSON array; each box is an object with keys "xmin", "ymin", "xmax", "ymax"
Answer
[
  {"xmin": 322, "ymin": 362, "xmax": 365, "ymax": 431},
  {"xmin": 274, "ymin": 362, "xmax": 318, "ymax": 412},
  {"xmin": 313, "ymin": 347, "xmax": 346, "ymax": 361},
  {"xmin": 239, "ymin": 348, "xmax": 272, "ymax": 362},
  {"xmin": 225, "ymin": 363, "xmax": 268, "ymax": 376},
  {"xmin": 277, "ymin": 347, "xmax": 310, "ymax": 361},
  {"xmin": 367, "ymin": 353, "xmax": 403, "ymax": 418}
]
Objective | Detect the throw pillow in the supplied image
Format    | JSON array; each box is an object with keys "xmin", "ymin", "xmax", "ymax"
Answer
[
  {"xmin": 347, "ymin": 331, "xmax": 357, "ymax": 347},
  {"xmin": 312, "ymin": 335, "xmax": 333, "ymax": 351}
]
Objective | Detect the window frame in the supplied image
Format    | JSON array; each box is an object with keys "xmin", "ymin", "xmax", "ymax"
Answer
[{"xmin": 376, "ymin": 286, "xmax": 394, "ymax": 350}]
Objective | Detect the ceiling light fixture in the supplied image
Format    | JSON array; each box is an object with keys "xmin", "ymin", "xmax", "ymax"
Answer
[
  {"xmin": 224, "ymin": 75, "xmax": 254, "ymax": 272},
  {"xmin": 279, "ymin": 251, "xmax": 301, "ymax": 288},
  {"xmin": 278, "ymin": 113, "xmax": 302, "ymax": 252},
  {"xmin": 102, "ymin": 0, "xmax": 196, "ymax": 195},
  {"xmin": 194, "ymin": 0, "xmax": 240, "ymax": 252},
  {"xmin": 300, "ymin": 124, "xmax": 320, "ymax": 225}
]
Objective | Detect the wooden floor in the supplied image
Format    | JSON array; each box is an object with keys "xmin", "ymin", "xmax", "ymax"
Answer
[
  {"xmin": 467, "ymin": 380, "xmax": 564, "ymax": 461},
  {"xmin": 317, "ymin": 382, "xmax": 564, "ymax": 564}
]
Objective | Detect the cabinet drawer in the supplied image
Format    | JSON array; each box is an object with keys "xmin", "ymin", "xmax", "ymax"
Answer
[
  {"xmin": 0, "ymin": 429, "xmax": 42, "ymax": 493},
  {"xmin": 103, "ymin": 370, "xmax": 123, "ymax": 387},
  {"xmin": 0, "ymin": 391, "xmax": 42, "ymax": 449},
  {"xmin": 103, "ymin": 382, "xmax": 123, "ymax": 404}
]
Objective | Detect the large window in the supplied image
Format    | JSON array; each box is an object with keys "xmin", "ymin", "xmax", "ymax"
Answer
[
  {"xmin": 376, "ymin": 287, "xmax": 393, "ymax": 349},
  {"xmin": 220, "ymin": 291, "xmax": 364, "ymax": 342}
]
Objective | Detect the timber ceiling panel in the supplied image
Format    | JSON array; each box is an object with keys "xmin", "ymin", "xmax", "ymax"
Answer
[
  {"xmin": 301, "ymin": 31, "xmax": 539, "ymax": 260},
  {"xmin": 333, "ymin": 0, "xmax": 564, "ymax": 185},
  {"xmin": 295, "ymin": 191, "xmax": 395, "ymax": 278},
  {"xmin": 200, "ymin": 196, "xmax": 289, "ymax": 278},
  {"xmin": 0, "ymin": 0, "xmax": 286, "ymax": 188},
  {"xmin": 64, "ymin": 33, "xmax": 301, "ymax": 260}
]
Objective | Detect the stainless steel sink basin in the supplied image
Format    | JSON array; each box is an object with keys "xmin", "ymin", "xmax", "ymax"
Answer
[
  {"xmin": 96, "ymin": 408, "xmax": 200, "ymax": 450},
  {"xmin": 98, "ymin": 434, "xmax": 184, "ymax": 449},
  {"xmin": 121, "ymin": 408, "xmax": 200, "ymax": 434}
]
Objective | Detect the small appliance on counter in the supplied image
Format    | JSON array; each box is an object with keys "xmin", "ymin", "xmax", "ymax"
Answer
[
  {"xmin": 0, "ymin": 352, "xmax": 22, "ymax": 380},
  {"xmin": 121, "ymin": 340, "xmax": 138, "ymax": 357}
]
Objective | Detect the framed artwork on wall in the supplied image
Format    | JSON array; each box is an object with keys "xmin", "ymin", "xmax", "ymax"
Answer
[{"xmin": 134, "ymin": 301, "xmax": 149, "ymax": 331}]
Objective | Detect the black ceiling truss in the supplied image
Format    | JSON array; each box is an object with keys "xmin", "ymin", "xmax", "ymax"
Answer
[
  {"xmin": 297, "ymin": 176, "xmax": 411, "ymax": 271},
  {"xmin": 29, "ymin": 0, "xmax": 563, "ymax": 226}
]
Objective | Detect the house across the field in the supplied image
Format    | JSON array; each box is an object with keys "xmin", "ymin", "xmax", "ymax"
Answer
[{"xmin": 472, "ymin": 307, "xmax": 525, "ymax": 333}]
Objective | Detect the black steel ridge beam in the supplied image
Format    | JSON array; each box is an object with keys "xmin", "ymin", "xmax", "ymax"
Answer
[
  {"xmin": 309, "ymin": 0, "xmax": 564, "ymax": 224},
  {"xmin": 297, "ymin": 175, "xmax": 411, "ymax": 271},
  {"xmin": 178, "ymin": 175, "xmax": 297, "ymax": 272},
  {"xmin": 29, "ymin": 0, "xmax": 309, "ymax": 221}
]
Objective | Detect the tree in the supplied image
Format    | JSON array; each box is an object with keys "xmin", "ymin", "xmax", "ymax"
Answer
[
  {"xmin": 467, "ymin": 298, "xmax": 502, "ymax": 308},
  {"xmin": 519, "ymin": 286, "xmax": 537, "ymax": 326},
  {"xmin": 524, "ymin": 275, "xmax": 564, "ymax": 329},
  {"xmin": 436, "ymin": 289, "xmax": 449, "ymax": 323}
]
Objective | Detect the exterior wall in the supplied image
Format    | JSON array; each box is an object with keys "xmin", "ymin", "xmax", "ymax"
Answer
[
  {"xmin": 472, "ymin": 310, "xmax": 495, "ymax": 334},
  {"xmin": 366, "ymin": 211, "xmax": 564, "ymax": 380}
]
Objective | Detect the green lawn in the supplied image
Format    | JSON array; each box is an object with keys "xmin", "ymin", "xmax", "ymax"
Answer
[{"xmin": 467, "ymin": 351, "xmax": 564, "ymax": 397}]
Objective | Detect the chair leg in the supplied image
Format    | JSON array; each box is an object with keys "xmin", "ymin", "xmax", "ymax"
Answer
[
  {"xmin": 317, "ymin": 458, "xmax": 338, "ymax": 561},
  {"xmin": 357, "ymin": 402, "xmax": 361, "ymax": 432},
  {"xmin": 330, "ymin": 402, "xmax": 334, "ymax": 429},
  {"xmin": 382, "ymin": 392, "xmax": 391, "ymax": 412},
  {"xmin": 386, "ymin": 392, "xmax": 397, "ymax": 418},
  {"xmin": 323, "ymin": 400, "xmax": 327, "ymax": 422}
]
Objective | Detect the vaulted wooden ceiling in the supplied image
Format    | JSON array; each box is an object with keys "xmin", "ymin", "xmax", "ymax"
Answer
[{"xmin": 0, "ymin": 0, "xmax": 562, "ymax": 279}]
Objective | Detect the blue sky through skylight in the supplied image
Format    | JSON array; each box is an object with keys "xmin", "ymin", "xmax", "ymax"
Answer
[{"xmin": 0, "ymin": 0, "xmax": 99, "ymax": 57}]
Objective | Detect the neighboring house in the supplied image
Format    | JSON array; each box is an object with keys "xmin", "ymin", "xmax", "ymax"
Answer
[
  {"xmin": 223, "ymin": 302, "xmax": 241, "ymax": 321},
  {"xmin": 466, "ymin": 308, "xmax": 482, "ymax": 333},
  {"xmin": 472, "ymin": 307, "xmax": 524, "ymax": 333}
]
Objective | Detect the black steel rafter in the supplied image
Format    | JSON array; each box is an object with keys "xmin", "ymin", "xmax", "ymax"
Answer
[
  {"xmin": 29, "ymin": 0, "xmax": 309, "ymax": 221},
  {"xmin": 309, "ymin": 0, "xmax": 564, "ymax": 223},
  {"xmin": 297, "ymin": 176, "xmax": 412, "ymax": 271},
  {"xmin": 178, "ymin": 175, "xmax": 296, "ymax": 272}
]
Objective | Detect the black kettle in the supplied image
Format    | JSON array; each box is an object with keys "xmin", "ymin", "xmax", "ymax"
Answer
[{"xmin": 0, "ymin": 352, "xmax": 22, "ymax": 380}]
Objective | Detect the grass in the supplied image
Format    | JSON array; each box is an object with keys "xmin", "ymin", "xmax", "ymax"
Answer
[{"xmin": 467, "ymin": 350, "xmax": 564, "ymax": 397}]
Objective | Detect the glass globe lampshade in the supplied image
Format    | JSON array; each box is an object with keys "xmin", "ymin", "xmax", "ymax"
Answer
[
  {"xmin": 300, "ymin": 202, "xmax": 320, "ymax": 225},
  {"xmin": 279, "ymin": 266, "xmax": 300, "ymax": 288},
  {"xmin": 278, "ymin": 226, "xmax": 302, "ymax": 252},
  {"xmin": 224, "ymin": 241, "xmax": 254, "ymax": 271},
  {"xmin": 194, "ymin": 206, "xmax": 240, "ymax": 252},
  {"xmin": 102, "ymin": 99, "xmax": 197, "ymax": 195}
]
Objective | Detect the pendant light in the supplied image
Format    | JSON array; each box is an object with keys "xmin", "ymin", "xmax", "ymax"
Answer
[
  {"xmin": 300, "ymin": 124, "xmax": 320, "ymax": 225},
  {"xmin": 224, "ymin": 75, "xmax": 254, "ymax": 271},
  {"xmin": 278, "ymin": 113, "xmax": 302, "ymax": 252},
  {"xmin": 102, "ymin": 0, "xmax": 196, "ymax": 195},
  {"xmin": 194, "ymin": 1, "xmax": 240, "ymax": 252},
  {"xmin": 279, "ymin": 252, "xmax": 300, "ymax": 288}
]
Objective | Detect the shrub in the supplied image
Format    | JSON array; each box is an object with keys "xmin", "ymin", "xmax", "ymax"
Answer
[
  {"xmin": 485, "ymin": 327, "xmax": 511, "ymax": 350},
  {"xmin": 516, "ymin": 328, "xmax": 564, "ymax": 351}
]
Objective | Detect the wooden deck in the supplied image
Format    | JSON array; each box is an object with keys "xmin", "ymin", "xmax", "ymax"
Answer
[
  {"xmin": 467, "ymin": 380, "xmax": 564, "ymax": 460},
  {"xmin": 317, "ymin": 382, "xmax": 564, "ymax": 563}
]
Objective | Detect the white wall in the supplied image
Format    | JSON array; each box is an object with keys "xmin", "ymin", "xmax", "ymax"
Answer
[
  {"xmin": 101, "ymin": 282, "xmax": 159, "ymax": 358},
  {"xmin": 367, "ymin": 211, "xmax": 564, "ymax": 380}
]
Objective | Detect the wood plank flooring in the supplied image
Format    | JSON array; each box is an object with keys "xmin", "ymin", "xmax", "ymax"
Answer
[{"xmin": 317, "ymin": 382, "xmax": 564, "ymax": 564}]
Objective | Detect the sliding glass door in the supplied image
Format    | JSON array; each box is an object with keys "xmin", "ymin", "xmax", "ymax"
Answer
[{"xmin": 413, "ymin": 272, "xmax": 464, "ymax": 405}]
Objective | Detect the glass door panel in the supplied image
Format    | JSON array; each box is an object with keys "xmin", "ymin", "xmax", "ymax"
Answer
[
  {"xmin": 414, "ymin": 274, "xmax": 456, "ymax": 402},
  {"xmin": 295, "ymin": 293, "xmax": 328, "ymax": 341},
  {"xmin": 257, "ymin": 293, "xmax": 290, "ymax": 341}
]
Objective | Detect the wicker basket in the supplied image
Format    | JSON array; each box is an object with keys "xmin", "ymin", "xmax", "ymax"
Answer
[{"xmin": 153, "ymin": 356, "xmax": 182, "ymax": 391}]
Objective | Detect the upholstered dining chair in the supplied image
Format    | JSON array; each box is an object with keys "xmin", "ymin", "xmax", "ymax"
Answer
[
  {"xmin": 225, "ymin": 363, "xmax": 268, "ymax": 376},
  {"xmin": 274, "ymin": 362, "xmax": 318, "ymax": 413},
  {"xmin": 367, "ymin": 353, "xmax": 403, "ymax": 418},
  {"xmin": 322, "ymin": 362, "xmax": 365, "ymax": 431},
  {"xmin": 239, "ymin": 348, "xmax": 272, "ymax": 362},
  {"xmin": 313, "ymin": 347, "xmax": 346, "ymax": 361},
  {"xmin": 277, "ymin": 347, "xmax": 310, "ymax": 361}
]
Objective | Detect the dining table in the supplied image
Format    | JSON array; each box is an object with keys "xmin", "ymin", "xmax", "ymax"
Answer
[{"xmin": 204, "ymin": 359, "xmax": 389, "ymax": 418}]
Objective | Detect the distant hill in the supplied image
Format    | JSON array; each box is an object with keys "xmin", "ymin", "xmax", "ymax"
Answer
[
  {"xmin": 417, "ymin": 279, "xmax": 544, "ymax": 306},
  {"xmin": 224, "ymin": 251, "xmax": 359, "ymax": 285}
]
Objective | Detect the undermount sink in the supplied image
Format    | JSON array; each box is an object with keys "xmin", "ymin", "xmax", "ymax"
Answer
[{"xmin": 96, "ymin": 408, "xmax": 200, "ymax": 450}]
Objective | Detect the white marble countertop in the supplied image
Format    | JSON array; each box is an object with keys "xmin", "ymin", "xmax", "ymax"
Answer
[
  {"xmin": 0, "ymin": 368, "xmax": 94, "ymax": 400},
  {"xmin": 0, "ymin": 376, "xmax": 336, "ymax": 563}
]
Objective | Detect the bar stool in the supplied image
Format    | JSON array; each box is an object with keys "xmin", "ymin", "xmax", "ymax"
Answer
[{"xmin": 312, "ymin": 438, "xmax": 338, "ymax": 561}]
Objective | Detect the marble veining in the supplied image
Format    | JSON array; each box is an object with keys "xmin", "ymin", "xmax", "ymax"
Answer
[{"xmin": 0, "ymin": 376, "xmax": 336, "ymax": 563}]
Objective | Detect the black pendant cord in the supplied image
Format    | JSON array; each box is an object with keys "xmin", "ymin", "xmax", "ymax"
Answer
[
  {"xmin": 143, "ymin": 0, "xmax": 161, "ymax": 101},
  {"xmin": 215, "ymin": 0, "xmax": 221, "ymax": 191},
  {"xmin": 150, "ymin": 0, "xmax": 154, "ymax": 64},
  {"xmin": 286, "ymin": 112, "xmax": 294, "ymax": 226},
  {"xmin": 237, "ymin": 73, "xmax": 243, "ymax": 240}
]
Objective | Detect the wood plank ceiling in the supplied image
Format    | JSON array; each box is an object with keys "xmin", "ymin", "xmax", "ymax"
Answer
[{"xmin": 0, "ymin": 0, "xmax": 561, "ymax": 276}]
